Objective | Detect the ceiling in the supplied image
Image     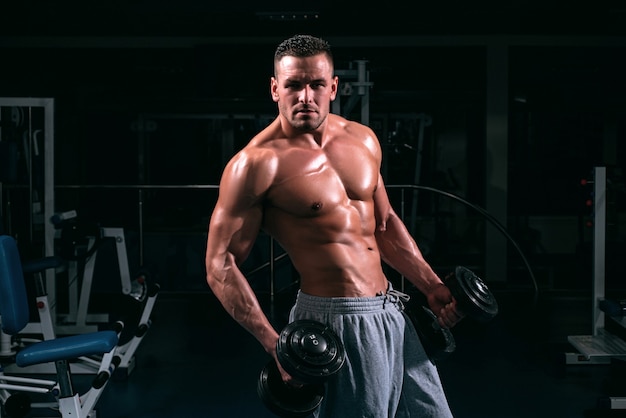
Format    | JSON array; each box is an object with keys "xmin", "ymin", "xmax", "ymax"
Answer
[
  {"xmin": 1, "ymin": 0, "xmax": 625, "ymax": 38},
  {"xmin": 1, "ymin": 1, "xmax": 624, "ymax": 116}
]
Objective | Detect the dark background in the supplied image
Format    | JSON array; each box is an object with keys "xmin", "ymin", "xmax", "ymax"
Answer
[
  {"xmin": 2, "ymin": 3, "xmax": 626, "ymax": 417},
  {"xmin": 1, "ymin": 1, "xmax": 625, "ymax": 295}
]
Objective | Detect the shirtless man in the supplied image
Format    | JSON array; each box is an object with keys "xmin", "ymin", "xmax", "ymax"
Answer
[{"xmin": 205, "ymin": 34, "xmax": 463, "ymax": 417}]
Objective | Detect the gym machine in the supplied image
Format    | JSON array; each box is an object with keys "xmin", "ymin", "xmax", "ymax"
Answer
[
  {"xmin": 332, "ymin": 60, "xmax": 373, "ymax": 126},
  {"xmin": 1, "ymin": 98, "xmax": 158, "ymax": 379},
  {"xmin": 1, "ymin": 212, "xmax": 159, "ymax": 378},
  {"xmin": 0, "ymin": 234, "xmax": 121, "ymax": 418},
  {"xmin": 566, "ymin": 166, "xmax": 626, "ymax": 410},
  {"xmin": 566, "ymin": 166, "xmax": 626, "ymax": 364}
]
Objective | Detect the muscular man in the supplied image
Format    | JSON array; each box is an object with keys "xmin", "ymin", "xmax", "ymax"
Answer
[{"xmin": 205, "ymin": 34, "xmax": 463, "ymax": 417}]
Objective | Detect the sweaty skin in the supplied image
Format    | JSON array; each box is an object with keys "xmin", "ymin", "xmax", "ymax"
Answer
[{"xmin": 205, "ymin": 53, "xmax": 463, "ymax": 385}]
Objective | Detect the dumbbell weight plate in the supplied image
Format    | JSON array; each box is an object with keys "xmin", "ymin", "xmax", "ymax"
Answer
[
  {"xmin": 277, "ymin": 320, "xmax": 346, "ymax": 384},
  {"xmin": 448, "ymin": 266, "xmax": 498, "ymax": 322},
  {"xmin": 257, "ymin": 360, "xmax": 325, "ymax": 418}
]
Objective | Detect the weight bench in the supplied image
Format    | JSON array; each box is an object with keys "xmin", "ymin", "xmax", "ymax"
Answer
[
  {"xmin": 1, "ymin": 223, "xmax": 160, "ymax": 379},
  {"xmin": 0, "ymin": 234, "xmax": 120, "ymax": 417}
]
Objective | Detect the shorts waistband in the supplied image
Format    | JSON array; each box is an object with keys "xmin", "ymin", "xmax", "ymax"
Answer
[{"xmin": 294, "ymin": 285, "xmax": 410, "ymax": 314}]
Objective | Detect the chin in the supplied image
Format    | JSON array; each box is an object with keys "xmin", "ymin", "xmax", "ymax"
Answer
[{"xmin": 292, "ymin": 119, "xmax": 316, "ymax": 131}]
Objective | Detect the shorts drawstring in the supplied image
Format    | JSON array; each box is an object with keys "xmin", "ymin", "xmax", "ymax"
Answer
[
  {"xmin": 378, "ymin": 287, "xmax": 411, "ymax": 311},
  {"xmin": 294, "ymin": 283, "xmax": 413, "ymax": 314}
]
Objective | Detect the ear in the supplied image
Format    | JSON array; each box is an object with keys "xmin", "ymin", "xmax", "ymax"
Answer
[
  {"xmin": 330, "ymin": 76, "xmax": 339, "ymax": 101},
  {"xmin": 270, "ymin": 77, "xmax": 279, "ymax": 102}
]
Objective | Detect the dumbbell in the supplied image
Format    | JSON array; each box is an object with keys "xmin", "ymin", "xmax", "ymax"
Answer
[
  {"xmin": 405, "ymin": 266, "xmax": 498, "ymax": 362},
  {"xmin": 257, "ymin": 320, "xmax": 345, "ymax": 417}
]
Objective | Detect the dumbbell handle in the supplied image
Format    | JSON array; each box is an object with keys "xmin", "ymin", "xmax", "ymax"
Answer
[
  {"xmin": 405, "ymin": 302, "xmax": 456, "ymax": 362},
  {"xmin": 406, "ymin": 266, "xmax": 498, "ymax": 361}
]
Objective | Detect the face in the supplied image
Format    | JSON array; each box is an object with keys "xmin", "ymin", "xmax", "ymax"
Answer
[{"xmin": 270, "ymin": 53, "xmax": 338, "ymax": 132}]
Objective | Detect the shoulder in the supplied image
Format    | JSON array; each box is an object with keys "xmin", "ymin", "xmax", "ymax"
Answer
[
  {"xmin": 227, "ymin": 141, "xmax": 278, "ymax": 179},
  {"xmin": 219, "ymin": 139, "xmax": 280, "ymax": 205},
  {"xmin": 226, "ymin": 118, "xmax": 283, "ymax": 174},
  {"xmin": 329, "ymin": 113, "xmax": 374, "ymax": 134},
  {"xmin": 329, "ymin": 114, "xmax": 381, "ymax": 157}
]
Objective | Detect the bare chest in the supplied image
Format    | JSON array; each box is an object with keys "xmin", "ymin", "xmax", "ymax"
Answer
[{"xmin": 266, "ymin": 146, "xmax": 377, "ymax": 217}]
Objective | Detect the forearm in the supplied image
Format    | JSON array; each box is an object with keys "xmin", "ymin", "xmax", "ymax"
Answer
[
  {"xmin": 206, "ymin": 253, "xmax": 278, "ymax": 355},
  {"xmin": 375, "ymin": 212, "xmax": 444, "ymax": 293}
]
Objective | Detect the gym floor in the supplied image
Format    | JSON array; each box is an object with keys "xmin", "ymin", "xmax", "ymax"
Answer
[{"xmin": 22, "ymin": 286, "xmax": 626, "ymax": 418}]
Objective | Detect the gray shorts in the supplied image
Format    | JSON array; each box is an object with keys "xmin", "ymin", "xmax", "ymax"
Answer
[{"xmin": 289, "ymin": 286, "xmax": 454, "ymax": 418}]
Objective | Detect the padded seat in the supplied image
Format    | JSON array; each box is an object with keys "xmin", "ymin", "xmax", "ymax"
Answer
[{"xmin": 0, "ymin": 234, "xmax": 118, "ymax": 368}]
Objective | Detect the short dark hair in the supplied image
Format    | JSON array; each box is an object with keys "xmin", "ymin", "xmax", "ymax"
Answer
[{"xmin": 274, "ymin": 34, "xmax": 333, "ymax": 65}]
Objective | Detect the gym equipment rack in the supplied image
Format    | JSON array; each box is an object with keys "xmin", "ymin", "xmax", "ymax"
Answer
[{"xmin": 566, "ymin": 166, "xmax": 626, "ymax": 410}]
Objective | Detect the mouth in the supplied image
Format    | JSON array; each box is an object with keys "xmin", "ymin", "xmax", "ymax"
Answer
[{"xmin": 296, "ymin": 108, "xmax": 316, "ymax": 116}]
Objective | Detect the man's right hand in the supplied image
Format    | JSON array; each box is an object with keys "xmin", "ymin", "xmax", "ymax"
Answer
[{"xmin": 272, "ymin": 352, "xmax": 305, "ymax": 388}]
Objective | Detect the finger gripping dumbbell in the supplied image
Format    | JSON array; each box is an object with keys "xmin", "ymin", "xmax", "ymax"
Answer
[
  {"xmin": 257, "ymin": 320, "xmax": 346, "ymax": 417},
  {"xmin": 406, "ymin": 266, "xmax": 498, "ymax": 362}
]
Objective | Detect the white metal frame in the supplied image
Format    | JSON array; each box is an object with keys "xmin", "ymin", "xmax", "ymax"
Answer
[
  {"xmin": 565, "ymin": 166, "xmax": 626, "ymax": 409},
  {"xmin": 3, "ymin": 227, "xmax": 158, "ymax": 376},
  {"xmin": 0, "ymin": 97, "xmax": 56, "ymax": 318}
]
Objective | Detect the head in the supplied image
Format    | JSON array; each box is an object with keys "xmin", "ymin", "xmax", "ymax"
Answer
[{"xmin": 271, "ymin": 35, "xmax": 338, "ymax": 132}]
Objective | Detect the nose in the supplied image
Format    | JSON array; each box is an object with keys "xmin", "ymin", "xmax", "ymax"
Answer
[{"xmin": 298, "ymin": 85, "xmax": 313, "ymax": 103}]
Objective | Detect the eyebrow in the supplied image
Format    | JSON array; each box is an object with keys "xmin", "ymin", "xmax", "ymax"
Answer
[{"xmin": 284, "ymin": 77, "xmax": 327, "ymax": 84}]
